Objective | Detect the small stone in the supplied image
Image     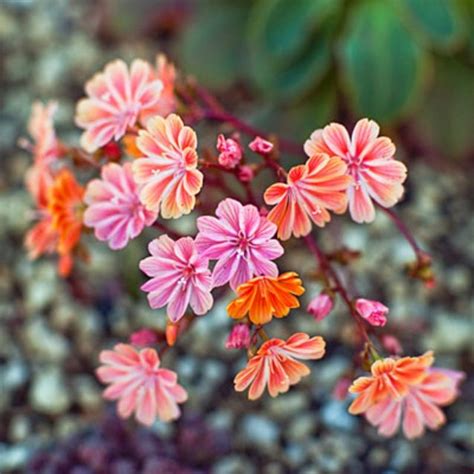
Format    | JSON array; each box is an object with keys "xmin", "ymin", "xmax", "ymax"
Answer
[
  {"xmin": 24, "ymin": 319, "xmax": 69, "ymax": 362},
  {"xmin": 267, "ymin": 392, "xmax": 308, "ymax": 421},
  {"xmin": 72, "ymin": 375, "xmax": 103, "ymax": 411},
  {"xmin": 286, "ymin": 414, "xmax": 317, "ymax": 442},
  {"xmin": 212, "ymin": 455, "xmax": 256, "ymax": 474},
  {"xmin": 240, "ymin": 415, "xmax": 280, "ymax": 450},
  {"xmin": 321, "ymin": 400, "xmax": 357, "ymax": 432},
  {"xmin": 29, "ymin": 366, "xmax": 71, "ymax": 415}
]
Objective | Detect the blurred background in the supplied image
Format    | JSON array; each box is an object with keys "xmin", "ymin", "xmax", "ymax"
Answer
[{"xmin": 0, "ymin": 0, "xmax": 473, "ymax": 472}]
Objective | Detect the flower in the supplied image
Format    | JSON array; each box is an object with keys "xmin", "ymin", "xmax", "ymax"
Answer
[
  {"xmin": 348, "ymin": 351, "xmax": 434, "ymax": 415},
  {"xmin": 238, "ymin": 165, "xmax": 254, "ymax": 182},
  {"xmin": 96, "ymin": 344, "xmax": 187, "ymax": 425},
  {"xmin": 216, "ymin": 134, "xmax": 242, "ymax": 169},
  {"xmin": 129, "ymin": 328, "xmax": 158, "ymax": 347},
  {"xmin": 249, "ymin": 136, "xmax": 274, "ymax": 155},
  {"xmin": 141, "ymin": 54, "xmax": 177, "ymax": 123},
  {"xmin": 225, "ymin": 324, "xmax": 251, "ymax": 350},
  {"xmin": 359, "ymin": 362, "xmax": 464, "ymax": 439},
  {"xmin": 355, "ymin": 298, "xmax": 388, "ymax": 327},
  {"xmin": 227, "ymin": 272, "xmax": 305, "ymax": 325},
  {"xmin": 132, "ymin": 114, "xmax": 203, "ymax": 218},
  {"xmin": 24, "ymin": 166, "xmax": 57, "ymax": 261},
  {"xmin": 304, "ymin": 119, "xmax": 407, "ymax": 223},
  {"xmin": 139, "ymin": 235, "xmax": 213, "ymax": 322},
  {"xmin": 307, "ymin": 293, "xmax": 333, "ymax": 322},
  {"xmin": 234, "ymin": 333, "xmax": 325, "ymax": 399},
  {"xmin": 75, "ymin": 59, "xmax": 163, "ymax": 152},
  {"xmin": 195, "ymin": 198, "xmax": 284, "ymax": 290},
  {"xmin": 264, "ymin": 153, "xmax": 351, "ymax": 240},
  {"xmin": 84, "ymin": 162, "xmax": 157, "ymax": 250},
  {"xmin": 26, "ymin": 101, "xmax": 59, "ymax": 166},
  {"xmin": 47, "ymin": 169, "xmax": 85, "ymax": 274}
]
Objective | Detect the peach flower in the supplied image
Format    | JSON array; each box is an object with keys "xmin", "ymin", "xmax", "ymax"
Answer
[
  {"xmin": 132, "ymin": 114, "xmax": 203, "ymax": 218},
  {"xmin": 234, "ymin": 333, "xmax": 326, "ymax": 399},
  {"xmin": 264, "ymin": 153, "xmax": 351, "ymax": 240}
]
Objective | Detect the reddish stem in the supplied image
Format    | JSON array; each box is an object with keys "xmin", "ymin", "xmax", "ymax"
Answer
[{"xmin": 303, "ymin": 233, "xmax": 372, "ymax": 345}]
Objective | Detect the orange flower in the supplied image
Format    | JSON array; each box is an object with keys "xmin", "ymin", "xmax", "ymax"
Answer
[
  {"xmin": 227, "ymin": 272, "xmax": 305, "ymax": 325},
  {"xmin": 47, "ymin": 169, "xmax": 85, "ymax": 269},
  {"xmin": 234, "ymin": 333, "xmax": 326, "ymax": 400},
  {"xmin": 348, "ymin": 351, "xmax": 434, "ymax": 415}
]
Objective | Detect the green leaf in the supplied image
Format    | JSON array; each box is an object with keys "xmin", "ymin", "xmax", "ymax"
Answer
[
  {"xmin": 399, "ymin": 0, "xmax": 467, "ymax": 52},
  {"xmin": 339, "ymin": 0, "xmax": 428, "ymax": 123},
  {"xmin": 248, "ymin": 0, "xmax": 341, "ymax": 66},
  {"xmin": 414, "ymin": 59, "xmax": 474, "ymax": 161},
  {"xmin": 177, "ymin": 3, "xmax": 250, "ymax": 90},
  {"xmin": 248, "ymin": 11, "xmax": 339, "ymax": 100}
]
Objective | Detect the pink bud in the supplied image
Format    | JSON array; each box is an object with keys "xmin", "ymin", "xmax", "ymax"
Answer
[
  {"xmin": 238, "ymin": 165, "xmax": 254, "ymax": 183},
  {"xmin": 225, "ymin": 323, "xmax": 251, "ymax": 349},
  {"xmin": 249, "ymin": 136, "xmax": 274, "ymax": 155},
  {"xmin": 381, "ymin": 334, "xmax": 403, "ymax": 355},
  {"xmin": 355, "ymin": 298, "xmax": 388, "ymax": 327},
  {"xmin": 130, "ymin": 328, "xmax": 158, "ymax": 347},
  {"xmin": 216, "ymin": 134, "xmax": 242, "ymax": 169},
  {"xmin": 307, "ymin": 293, "xmax": 333, "ymax": 321},
  {"xmin": 332, "ymin": 377, "xmax": 351, "ymax": 400}
]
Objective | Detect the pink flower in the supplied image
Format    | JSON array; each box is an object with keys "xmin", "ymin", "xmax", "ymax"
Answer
[
  {"xmin": 381, "ymin": 334, "xmax": 403, "ymax": 355},
  {"xmin": 355, "ymin": 298, "xmax": 388, "ymax": 327},
  {"xmin": 216, "ymin": 134, "xmax": 242, "ymax": 169},
  {"xmin": 365, "ymin": 367, "xmax": 464, "ymax": 439},
  {"xmin": 96, "ymin": 344, "xmax": 187, "ymax": 425},
  {"xmin": 130, "ymin": 328, "xmax": 158, "ymax": 347},
  {"xmin": 234, "ymin": 333, "xmax": 326, "ymax": 400},
  {"xmin": 304, "ymin": 119, "xmax": 407, "ymax": 223},
  {"xmin": 332, "ymin": 377, "xmax": 351, "ymax": 401},
  {"xmin": 26, "ymin": 101, "xmax": 59, "ymax": 166},
  {"xmin": 139, "ymin": 235, "xmax": 213, "ymax": 322},
  {"xmin": 141, "ymin": 54, "xmax": 176, "ymax": 123},
  {"xmin": 83, "ymin": 162, "xmax": 157, "ymax": 250},
  {"xmin": 238, "ymin": 165, "xmax": 254, "ymax": 183},
  {"xmin": 249, "ymin": 136, "xmax": 274, "ymax": 155},
  {"xmin": 225, "ymin": 324, "xmax": 251, "ymax": 350},
  {"xmin": 195, "ymin": 198, "xmax": 284, "ymax": 290},
  {"xmin": 264, "ymin": 154, "xmax": 352, "ymax": 240},
  {"xmin": 307, "ymin": 293, "xmax": 333, "ymax": 322},
  {"xmin": 75, "ymin": 59, "xmax": 163, "ymax": 152},
  {"xmin": 132, "ymin": 114, "xmax": 203, "ymax": 218}
]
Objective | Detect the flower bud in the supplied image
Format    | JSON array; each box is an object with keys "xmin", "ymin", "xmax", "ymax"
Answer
[
  {"xmin": 166, "ymin": 321, "xmax": 179, "ymax": 346},
  {"xmin": 217, "ymin": 134, "xmax": 242, "ymax": 169},
  {"xmin": 238, "ymin": 165, "xmax": 254, "ymax": 183},
  {"xmin": 381, "ymin": 334, "xmax": 403, "ymax": 355},
  {"xmin": 249, "ymin": 136, "xmax": 274, "ymax": 155},
  {"xmin": 307, "ymin": 293, "xmax": 333, "ymax": 321},
  {"xmin": 355, "ymin": 298, "xmax": 388, "ymax": 327},
  {"xmin": 225, "ymin": 323, "xmax": 251, "ymax": 349},
  {"xmin": 130, "ymin": 328, "xmax": 158, "ymax": 347}
]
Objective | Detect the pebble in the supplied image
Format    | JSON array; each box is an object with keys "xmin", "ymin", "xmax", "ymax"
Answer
[
  {"xmin": 321, "ymin": 400, "xmax": 357, "ymax": 432},
  {"xmin": 29, "ymin": 367, "xmax": 71, "ymax": 415},
  {"xmin": 24, "ymin": 319, "xmax": 69, "ymax": 363},
  {"xmin": 240, "ymin": 415, "xmax": 280, "ymax": 450},
  {"xmin": 212, "ymin": 455, "xmax": 257, "ymax": 474}
]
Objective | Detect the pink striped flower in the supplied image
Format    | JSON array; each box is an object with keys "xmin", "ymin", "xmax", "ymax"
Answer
[
  {"xmin": 96, "ymin": 344, "xmax": 187, "ymax": 425},
  {"xmin": 83, "ymin": 162, "xmax": 157, "ymax": 250},
  {"xmin": 141, "ymin": 54, "xmax": 177, "ymax": 124},
  {"xmin": 365, "ymin": 367, "xmax": 464, "ymax": 439},
  {"xmin": 355, "ymin": 298, "xmax": 388, "ymax": 327},
  {"xmin": 26, "ymin": 101, "xmax": 60, "ymax": 166},
  {"xmin": 264, "ymin": 154, "xmax": 352, "ymax": 240},
  {"xmin": 234, "ymin": 333, "xmax": 326, "ymax": 400},
  {"xmin": 195, "ymin": 198, "xmax": 284, "ymax": 290},
  {"xmin": 304, "ymin": 119, "xmax": 407, "ymax": 223},
  {"xmin": 132, "ymin": 114, "xmax": 203, "ymax": 218},
  {"xmin": 139, "ymin": 235, "xmax": 213, "ymax": 322},
  {"xmin": 75, "ymin": 59, "xmax": 163, "ymax": 152}
]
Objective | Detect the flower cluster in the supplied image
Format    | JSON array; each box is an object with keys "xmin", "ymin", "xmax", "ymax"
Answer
[{"xmin": 22, "ymin": 55, "xmax": 463, "ymax": 434}]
